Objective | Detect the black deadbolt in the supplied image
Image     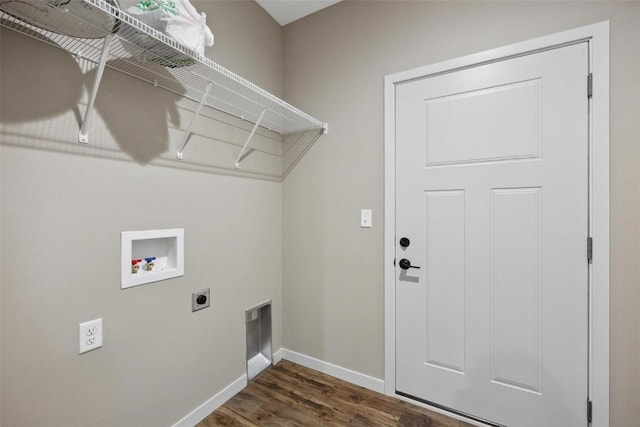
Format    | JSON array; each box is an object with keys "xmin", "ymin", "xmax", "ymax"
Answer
[
  {"xmin": 399, "ymin": 237, "xmax": 410, "ymax": 248},
  {"xmin": 399, "ymin": 258, "xmax": 420, "ymax": 270},
  {"xmin": 196, "ymin": 295, "xmax": 207, "ymax": 305}
]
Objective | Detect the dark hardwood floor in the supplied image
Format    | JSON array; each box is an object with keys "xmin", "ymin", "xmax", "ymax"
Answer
[{"xmin": 197, "ymin": 360, "xmax": 474, "ymax": 426}]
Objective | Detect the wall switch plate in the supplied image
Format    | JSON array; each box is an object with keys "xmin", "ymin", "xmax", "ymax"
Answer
[
  {"xmin": 192, "ymin": 288, "xmax": 211, "ymax": 312},
  {"xmin": 79, "ymin": 318, "xmax": 102, "ymax": 354},
  {"xmin": 360, "ymin": 209, "xmax": 372, "ymax": 228}
]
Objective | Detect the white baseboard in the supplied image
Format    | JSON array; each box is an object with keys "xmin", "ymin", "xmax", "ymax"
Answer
[
  {"xmin": 174, "ymin": 349, "xmax": 385, "ymax": 426},
  {"xmin": 273, "ymin": 348, "xmax": 284, "ymax": 364},
  {"xmin": 279, "ymin": 348, "xmax": 385, "ymax": 394},
  {"xmin": 172, "ymin": 374, "xmax": 247, "ymax": 427}
]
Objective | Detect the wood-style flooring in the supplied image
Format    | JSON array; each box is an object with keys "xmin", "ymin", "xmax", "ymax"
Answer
[{"xmin": 197, "ymin": 360, "xmax": 474, "ymax": 426}]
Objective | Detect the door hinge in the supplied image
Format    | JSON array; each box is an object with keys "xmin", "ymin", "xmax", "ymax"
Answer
[
  {"xmin": 587, "ymin": 237, "xmax": 593, "ymax": 264},
  {"xmin": 587, "ymin": 73, "xmax": 593, "ymax": 98},
  {"xmin": 587, "ymin": 399, "xmax": 593, "ymax": 423}
]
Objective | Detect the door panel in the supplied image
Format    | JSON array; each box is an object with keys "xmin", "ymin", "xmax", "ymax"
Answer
[
  {"xmin": 490, "ymin": 187, "xmax": 542, "ymax": 393},
  {"xmin": 424, "ymin": 190, "xmax": 466, "ymax": 373},
  {"xmin": 425, "ymin": 79, "xmax": 542, "ymax": 166},
  {"xmin": 395, "ymin": 43, "xmax": 589, "ymax": 427}
]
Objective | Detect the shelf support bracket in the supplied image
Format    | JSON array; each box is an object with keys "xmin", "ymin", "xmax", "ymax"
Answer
[
  {"xmin": 177, "ymin": 82, "xmax": 213, "ymax": 160},
  {"xmin": 78, "ymin": 34, "xmax": 114, "ymax": 144},
  {"xmin": 235, "ymin": 109, "xmax": 267, "ymax": 169}
]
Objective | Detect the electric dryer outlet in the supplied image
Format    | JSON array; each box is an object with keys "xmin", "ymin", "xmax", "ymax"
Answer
[{"xmin": 192, "ymin": 289, "xmax": 210, "ymax": 312}]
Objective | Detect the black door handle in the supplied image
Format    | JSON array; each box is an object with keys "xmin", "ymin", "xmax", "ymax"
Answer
[{"xmin": 399, "ymin": 258, "xmax": 420, "ymax": 270}]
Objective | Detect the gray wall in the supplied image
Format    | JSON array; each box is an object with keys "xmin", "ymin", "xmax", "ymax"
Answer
[
  {"xmin": 282, "ymin": 1, "xmax": 640, "ymax": 426},
  {"xmin": 0, "ymin": 1, "xmax": 283, "ymax": 426}
]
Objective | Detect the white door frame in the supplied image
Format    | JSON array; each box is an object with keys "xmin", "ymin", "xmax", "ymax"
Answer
[{"xmin": 384, "ymin": 22, "xmax": 609, "ymax": 426}]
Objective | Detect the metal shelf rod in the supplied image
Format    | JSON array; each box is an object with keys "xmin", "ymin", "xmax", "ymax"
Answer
[
  {"xmin": 235, "ymin": 109, "xmax": 267, "ymax": 169},
  {"xmin": 176, "ymin": 81, "xmax": 213, "ymax": 160},
  {"xmin": 78, "ymin": 34, "xmax": 114, "ymax": 144}
]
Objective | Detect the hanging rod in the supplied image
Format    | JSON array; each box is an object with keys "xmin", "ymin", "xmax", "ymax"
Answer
[
  {"xmin": 235, "ymin": 109, "xmax": 266, "ymax": 169},
  {"xmin": 177, "ymin": 81, "xmax": 213, "ymax": 160}
]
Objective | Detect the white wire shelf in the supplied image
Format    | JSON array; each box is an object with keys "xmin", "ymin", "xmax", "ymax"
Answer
[{"xmin": 0, "ymin": 0, "xmax": 327, "ymax": 167}]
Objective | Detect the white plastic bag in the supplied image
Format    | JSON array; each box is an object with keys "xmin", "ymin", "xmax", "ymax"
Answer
[{"xmin": 125, "ymin": 0, "xmax": 214, "ymax": 66}]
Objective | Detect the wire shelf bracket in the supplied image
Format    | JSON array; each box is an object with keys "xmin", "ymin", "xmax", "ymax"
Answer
[
  {"xmin": 78, "ymin": 34, "xmax": 114, "ymax": 144},
  {"xmin": 177, "ymin": 81, "xmax": 213, "ymax": 160},
  {"xmin": 235, "ymin": 109, "xmax": 266, "ymax": 169}
]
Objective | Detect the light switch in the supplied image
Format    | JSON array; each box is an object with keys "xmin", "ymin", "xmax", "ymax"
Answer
[{"xmin": 360, "ymin": 209, "xmax": 372, "ymax": 228}]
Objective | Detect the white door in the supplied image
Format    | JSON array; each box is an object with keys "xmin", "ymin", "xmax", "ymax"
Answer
[{"xmin": 395, "ymin": 42, "xmax": 589, "ymax": 427}]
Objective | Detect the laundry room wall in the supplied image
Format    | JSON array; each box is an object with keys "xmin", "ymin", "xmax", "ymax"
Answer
[
  {"xmin": 282, "ymin": 2, "xmax": 640, "ymax": 426},
  {"xmin": 0, "ymin": 1, "xmax": 284, "ymax": 426}
]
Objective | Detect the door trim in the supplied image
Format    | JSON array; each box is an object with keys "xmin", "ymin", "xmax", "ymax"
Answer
[{"xmin": 383, "ymin": 22, "xmax": 609, "ymax": 426}]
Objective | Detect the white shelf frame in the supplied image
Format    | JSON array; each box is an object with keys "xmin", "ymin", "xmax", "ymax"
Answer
[{"xmin": 0, "ymin": 0, "xmax": 327, "ymax": 170}]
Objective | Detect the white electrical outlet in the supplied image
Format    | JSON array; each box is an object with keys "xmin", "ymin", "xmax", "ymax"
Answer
[{"xmin": 79, "ymin": 318, "xmax": 103, "ymax": 354}]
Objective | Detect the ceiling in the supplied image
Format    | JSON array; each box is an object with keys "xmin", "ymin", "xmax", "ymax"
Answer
[{"xmin": 255, "ymin": 0, "xmax": 342, "ymax": 26}]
